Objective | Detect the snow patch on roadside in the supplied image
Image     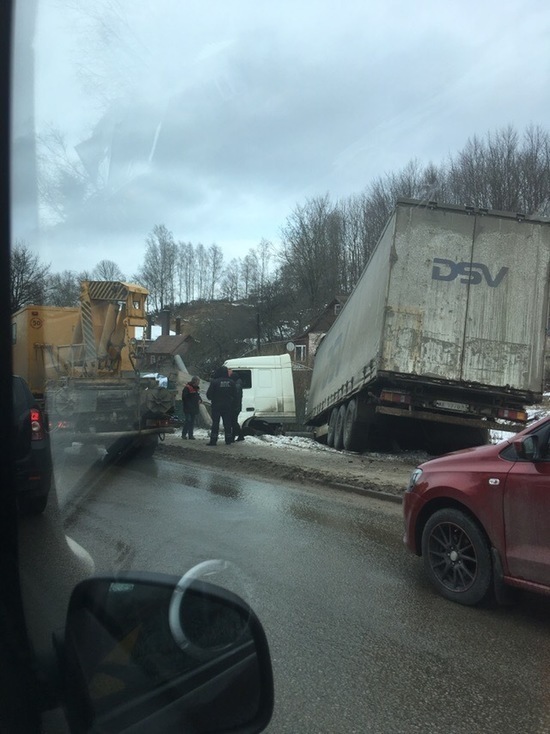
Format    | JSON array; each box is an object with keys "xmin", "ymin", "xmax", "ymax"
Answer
[
  {"xmin": 169, "ymin": 392, "xmax": 550, "ymax": 457},
  {"xmin": 241, "ymin": 433, "xmax": 431, "ymax": 465},
  {"xmin": 490, "ymin": 394, "xmax": 550, "ymax": 444}
]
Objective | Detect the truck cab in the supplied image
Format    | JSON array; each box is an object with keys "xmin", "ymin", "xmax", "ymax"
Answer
[{"xmin": 224, "ymin": 354, "xmax": 296, "ymax": 434}]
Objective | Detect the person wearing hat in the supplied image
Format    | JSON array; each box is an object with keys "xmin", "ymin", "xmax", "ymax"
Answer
[
  {"xmin": 181, "ymin": 376, "xmax": 202, "ymax": 439},
  {"xmin": 206, "ymin": 366, "xmax": 236, "ymax": 445}
]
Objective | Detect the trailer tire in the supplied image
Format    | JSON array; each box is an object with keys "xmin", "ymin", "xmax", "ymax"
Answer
[
  {"xmin": 343, "ymin": 399, "xmax": 362, "ymax": 452},
  {"xmin": 334, "ymin": 404, "xmax": 347, "ymax": 450},
  {"xmin": 327, "ymin": 408, "xmax": 338, "ymax": 447}
]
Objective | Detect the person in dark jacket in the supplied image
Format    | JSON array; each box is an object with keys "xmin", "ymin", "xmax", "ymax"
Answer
[
  {"xmin": 181, "ymin": 376, "xmax": 202, "ymax": 439},
  {"xmin": 228, "ymin": 369, "xmax": 245, "ymax": 441},
  {"xmin": 206, "ymin": 366, "xmax": 236, "ymax": 445}
]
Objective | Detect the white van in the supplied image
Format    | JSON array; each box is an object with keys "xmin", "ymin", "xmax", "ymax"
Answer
[{"xmin": 224, "ymin": 354, "xmax": 296, "ymax": 434}]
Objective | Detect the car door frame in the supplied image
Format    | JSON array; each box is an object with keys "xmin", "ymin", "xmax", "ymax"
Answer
[
  {"xmin": 0, "ymin": 1, "xmax": 46, "ymax": 731},
  {"xmin": 503, "ymin": 421, "xmax": 550, "ymax": 587}
]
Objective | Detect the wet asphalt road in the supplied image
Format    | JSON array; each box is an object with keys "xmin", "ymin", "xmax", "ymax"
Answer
[{"xmin": 42, "ymin": 451, "xmax": 550, "ymax": 732}]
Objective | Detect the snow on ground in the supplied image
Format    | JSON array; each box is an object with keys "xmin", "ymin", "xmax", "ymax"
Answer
[
  {"xmin": 172, "ymin": 426, "xmax": 429, "ymax": 465},
  {"xmin": 490, "ymin": 393, "xmax": 550, "ymax": 444},
  {"xmin": 178, "ymin": 428, "xmax": 334, "ymax": 452},
  {"xmin": 170, "ymin": 395, "xmax": 550, "ymax": 462}
]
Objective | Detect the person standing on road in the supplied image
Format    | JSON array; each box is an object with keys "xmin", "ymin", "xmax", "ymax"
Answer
[
  {"xmin": 181, "ymin": 376, "xmax": 202, "ymax": 439},
  {"xmin": 228, "ymin": 369, "xmax": 245, "ymax": 442},
  {"xmin": 206, "ymin": 366, "xmax": 236, "ymax": 445}
]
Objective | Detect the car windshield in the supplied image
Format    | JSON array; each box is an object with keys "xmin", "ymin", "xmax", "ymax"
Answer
[{"xmin": 11, "ymin": 2, "xmax": 550, "ymax": 733}]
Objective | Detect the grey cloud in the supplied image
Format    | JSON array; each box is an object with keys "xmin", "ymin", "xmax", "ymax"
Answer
[{"xmin": 19, "ymin": 0, "xmax": 550, "ymax": 273}]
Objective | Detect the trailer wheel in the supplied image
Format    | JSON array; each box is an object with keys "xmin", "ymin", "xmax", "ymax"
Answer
[
  {"xmin": 334, "ymin": 404, "xmax": 347, "ymax": 450},
  {"xmin": 343, "ymin": 399, "xmax": 362, "ymax": 452},
  {"xmin": 327, "ymin": 408, "xmax": 338, "ymax": 447}
]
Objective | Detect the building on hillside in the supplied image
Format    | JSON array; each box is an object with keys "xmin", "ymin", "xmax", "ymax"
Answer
[
  {"xmin": 239, "ymin": 297, "xmax": 347, "ymax": 365},
  {"xmin": 290, "ymin": 296, "xmax": 347, "ymax": 367},
  {"xmin": 143, "ymin": 333, "xmax": 198, "ymax": 377}
]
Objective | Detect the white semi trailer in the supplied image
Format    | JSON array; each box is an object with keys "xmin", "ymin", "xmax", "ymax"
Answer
[{"xmin": 306, "ymin": 199, "xmax": 550, "ymax": 454}]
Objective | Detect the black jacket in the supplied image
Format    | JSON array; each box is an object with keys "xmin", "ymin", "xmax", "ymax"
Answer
[
  {"xmin": 182, "ymin": 382, "xmax": 202, "ymax": 414},
  {"xmin": 206, "ymin": 367, "xmax": 236, "ymax": 409}
]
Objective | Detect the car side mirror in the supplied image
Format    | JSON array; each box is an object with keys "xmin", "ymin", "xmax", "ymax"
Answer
[
  {"xmin": 512, "ymin": 435, "xmax": 539, "ymax": 461},
  {"xmin": 57, "ymin": 572, "xmax": 273, "ymax": 733}
]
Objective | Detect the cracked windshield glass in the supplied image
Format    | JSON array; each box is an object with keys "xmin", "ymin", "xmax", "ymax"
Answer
[{"xmin": 12, "ymin": 1, "xmax": 550, "ymax": 732}]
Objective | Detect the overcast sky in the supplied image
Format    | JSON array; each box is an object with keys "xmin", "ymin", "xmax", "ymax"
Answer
[{"xmin": 13, "ymin": 0, "xmax": 550, "ymax": 275}]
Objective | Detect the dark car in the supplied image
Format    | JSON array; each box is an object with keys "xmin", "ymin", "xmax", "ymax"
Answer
[
  {"xmin": 403, "ymin": 416, "xmax": 550, "ymax": 606},
  {"xmin": 13, "ymin": 374, "xmax": 52, "ymax": 515}
]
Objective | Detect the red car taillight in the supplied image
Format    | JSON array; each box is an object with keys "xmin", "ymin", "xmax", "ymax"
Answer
[{"xmin": 30, "ymin": 408, "xmax": 46, "ymax": 441}]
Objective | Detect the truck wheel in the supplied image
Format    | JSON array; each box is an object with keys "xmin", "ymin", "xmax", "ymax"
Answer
[
  {"xmin": 421, "ymin": 508, "xmax": 492, "ymax": 606},
  {"xmin": 343, "ymin": 399, "xmax": 362, "ymax": 452},
  {"xmin": 334, "ymin": 404, "xmax": 347, "ymax": 450},
  {"xmin": 106, "ymin": 436, "xmax": 131, "ymax": 458},
  {"xmin": 327, "ymin": 408, "xmax": 338, "ymax": 447},
  {"xmin": 139, "ymin": 435, "xmax": 159, "ymax": 457}
]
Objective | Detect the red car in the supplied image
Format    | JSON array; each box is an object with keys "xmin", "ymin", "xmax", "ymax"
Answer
[{"xmin": 403, "ymin": 416, "xmax": 550, "ymax": 606}]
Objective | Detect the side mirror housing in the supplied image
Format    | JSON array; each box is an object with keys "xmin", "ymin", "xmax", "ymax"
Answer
[
  {"xmin": 512, "ymin": 434, "xmax": 539, "ymax": 461},
  {"xmin": 57, "ymin": 572, "xmax": 273, "ymax": 733}
]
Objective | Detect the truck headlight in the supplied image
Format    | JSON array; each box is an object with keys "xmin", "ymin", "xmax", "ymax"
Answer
[{"xmin": 406, "ymin": 468, "xmax": 423, "ymax": 492}]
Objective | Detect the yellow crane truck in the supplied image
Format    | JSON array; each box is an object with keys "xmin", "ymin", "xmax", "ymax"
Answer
[{"xmin": 12, "ymin": 280, "xmax": 176, "ymax": 457}]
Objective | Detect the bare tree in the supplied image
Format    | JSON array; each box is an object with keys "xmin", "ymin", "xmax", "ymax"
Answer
[
  {"xmin": 66, "ymin": 0, "xmax": 149, "ymax": 108},
  {"xmin": 280, "ymin": 194, "xmax": 343, "ymax": 315},
  {"xmin": 195, "ymin": 244, "xmax": 209, "ymax": 300},
  {"xmin": 11, "ymin": 241, "xmax": 50, "ymax": 312},
  {"xmin": 45, "ymin": 270, "xmax": 82, "ymax": 307},
  {"xmin": 220, "ymin": 259, "xmax": 240, "ymax": 301},
  {"xmin": 519, "ymin": 125, "xmax": 550, "ymax": 215},
  {"xmin": 240, "ymin": 251, "xmax": 258, "ymax": 298},
  {"xmin": 135, "ymin": 224, "xmax": 177, "ymax": 310},
  {"xmin": 255, "ymin": 239, "xmax": 274, "ymax": 299},
  {"xmin": 36, "ymin": 125, "xmax": 93, "ymax": 225},
  {"xmin": 208, "ymin": 244, "xmax": 224, "ymax": 299},
  {"xmin": 92, "ymin": 259, "xmax": 125, "ymax": 281},
  {"xmin": 175, "ymin": 241, "xmax": 196, "ymax": 303},
  {"xmin": 338, "ymin": 194, "xmax": 369, "ymax": 290}
]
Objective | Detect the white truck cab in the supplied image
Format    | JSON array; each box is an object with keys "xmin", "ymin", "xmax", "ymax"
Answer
[{"xmin": 224, "ymin": 354, "xmax": 296, "ymax": 434}]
